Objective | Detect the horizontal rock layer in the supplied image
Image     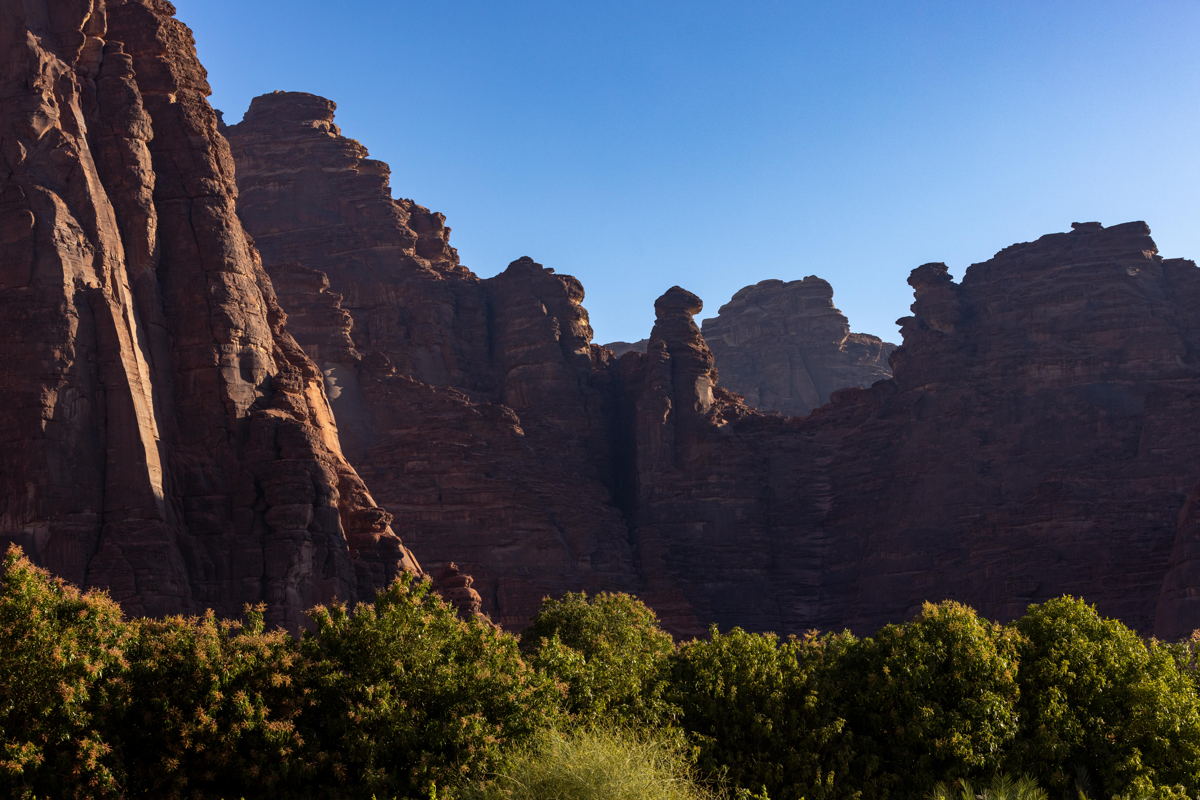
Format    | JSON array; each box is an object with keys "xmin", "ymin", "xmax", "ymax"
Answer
[{"xmin": 226, "ymin": 91, "xmax": 1200, "ymax": 639}]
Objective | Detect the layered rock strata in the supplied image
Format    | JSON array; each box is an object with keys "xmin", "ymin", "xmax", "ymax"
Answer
[
  {"xmin": 9, "ymin": 10, "xmax": 1200, "ymax": 643},
  {"xmin": 226, "ymin": 94, "xmax": 636, "ymax": 628},
  {"xmin": 225, "ymin": 87, "xmax": 1200, "ymax": 639},
  {"xmin": 0, "ymin": 0, "xmax": 418, "ymax": 627}
]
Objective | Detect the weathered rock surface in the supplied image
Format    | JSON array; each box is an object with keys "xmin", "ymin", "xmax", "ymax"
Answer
[
  {"xmin": 606, "ymin": 339, "xmax": 648, "ymax": 357},
  {"xmin": 225, "ymin": 87, "xmax": 1200, "ymax": 640},
  {"xmin": 811, "ymin": 221, "xmax": 1200, "ymax": 636},
  {"xmin": 701, "ymin": 278, "xmax": 896, "ymax": 416},
  {"xmin": 606, "ymin": 278, "xmax": 896, "ymax": 418},
  {"xmin": 226, "ymin": 94, "xmax": 636, "ymax": 628},
  {"xmin": 0, "ymin": 0, "xmax": 418, "ymax": 628},
  {"xmin": 10, "ymin": 9, "xmax": 1200, "ymax": 642}
]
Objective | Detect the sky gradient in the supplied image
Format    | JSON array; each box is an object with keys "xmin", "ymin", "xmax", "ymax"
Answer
[{"xmin": 174, "ymin": 0, "xmax": 1200, "ymax": 344}]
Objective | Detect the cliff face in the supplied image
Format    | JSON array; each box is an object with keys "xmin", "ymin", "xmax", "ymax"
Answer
[
  {"xmin": 810, "ymin": 222, "xmax": 1200, "ymax": 635},
  {"xmin": 224, "ymin": 87, "xmax": 1200, "ymax": 639},
  {"xmin": 701, "ymin": 278, "xmax": 895, "ymax": 416},
  {"xmin": 9, "ymin": 7, "xmax": 1200, "ymax": 642},
  {"xmin": 225, "ymin": 94, "xmax": 636, "ymax": 627},
  {"xmin": 605, "ymin": 278, "xmax": 895, "ymax": 419},
  {"xmin": 0, "ymin": 0, "xmax": 418, "ymax": 628}
]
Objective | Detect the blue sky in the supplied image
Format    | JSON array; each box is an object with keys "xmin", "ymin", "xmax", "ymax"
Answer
[{"xmin": 174, "ymin": 0, "xmax": 1200, "ymax": 344}]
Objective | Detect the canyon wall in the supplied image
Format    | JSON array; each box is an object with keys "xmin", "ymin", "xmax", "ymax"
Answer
[
  {"xmin": 225, "ymin": 93, "xmax": 637, "ymax": 627},
  {"xmin": 0, "ymin": 0, "xmax": 418, "ymax": 628},
  {"xmin": 8, "ymin": 2, "xmax": 1200, "ymax": 641},
  {"xmin": 226, "ymin": 89, "xmax": 1200, "ymax": 639}
]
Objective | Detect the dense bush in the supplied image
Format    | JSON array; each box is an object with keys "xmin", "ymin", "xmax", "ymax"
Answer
[
  {"xmin": 112, "ymin": 608, "xmax": 302, "ymax": 797},
  {"xmin": 297, "ymin": 574, "xmax": 561, "ymax": 799},
  {"xmin": 670, "ymin": 626, "xmax": 852, "ymax": 800},
  {"xmin": 5, "ymin": 545, "xmax": 1200, "ymax": 800},
  {"xmin": 0, "ymin": 545, "xmax": 126, "ymax": 799},
  {"xmin": 836, "ymin": 601, "xmax": 1022, "ymax": 797},
  {"xmin": 1008, "ymin": 597, "xmax": 1200, "ymax": 799},
  {"xmin": 522, "ymin": 592, "xmax": 676, "ymax": 730}
]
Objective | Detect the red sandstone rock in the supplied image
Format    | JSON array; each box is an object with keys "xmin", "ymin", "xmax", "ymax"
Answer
[
  {"xmin": 605, "ymin": 277, "xmax": 894, "ymax": 419},
  {"xmin": 701, "ymin": 278, "xmax": 895, "ymax": 416},
  {"xmin": 226, "ymin": 95, "xmax": 636, "ymax": 628},
  {"xmin": 9, "ymin": 9, "xmax": 1200, "ymax": 643},
  {"xmin": 224, "ymin": 87, "xmax": 1200, "ymax": 640},
  {"xmin": 813, "ymin": 221, "xmax": 1200, "ymax": 636},
  {"xmin": 0, "ymin": 0, "xmax": 418, "ymax": 628}
]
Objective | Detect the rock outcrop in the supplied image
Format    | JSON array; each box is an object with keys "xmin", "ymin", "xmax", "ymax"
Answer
[
  {"xmin": 9, "ymin": 4, "xmax": 1200, "ymax": 643},
  {"xmin": 701, "ymin": 278, "xmax": 895, "ymax": 416},
  {"xmin": 226, "ymin": 93, "xmax": 636, "ymax": 628},
  {"xmin": 606, "ymin": 277, "xmax": 895, "ymax": 419},
  {"xmin": 225, "ymin": 86, "xmax": 1200, "ymax": 640},
  {"xmin": 0, "ymin": 0, "xmax": 418, "ymax": 628},
  {"xmin": 810, "ymin": 221, "xmax": 1200, "ymax": 636}
]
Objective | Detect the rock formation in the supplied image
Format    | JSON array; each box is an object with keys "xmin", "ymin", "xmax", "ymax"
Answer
[
  {"xmin": 606, "ymin": 339, "xmax": 648, "ymax": 357},
  {"xmin": 606, "ymin": 278, "xmax": 896, "ymax": 418},
  {"xmin": 701, "ymin": 278, "xmax": 895, "ymax": 416},
  {"xmin": 8, "ymin": 2, "xmax": 1200, "ymax": 642},
  {"xmin": 0, "ymin": 0, "xmax": 418, "ymax": 628},
  {"xmin": 226, "ymin": 93, "xmax": 637, "ymax": 628},
  {"xmin": 809, "ymin": 221, "xmax": 1200, "ymax": 636},
  {"xmin": 224, "ymin": 85, "xmax": 1200, "ymax": 639}
]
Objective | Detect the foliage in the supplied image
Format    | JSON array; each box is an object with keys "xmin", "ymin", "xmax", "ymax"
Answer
[
  {"xmin": 928, "ymin": 774, "xmax": 1047, "ymax": 800},
  {"xmin": 5, "ymin": 544, "xmax": 1200, "ymax": 800},
  {"xmin": 296, "ymin": 573, "xmax": 561, "ymax": 799},
  {"xmin": 1008, "ymin": 597, "xmax": 1200, "ymax": 799},
  {"xmin": 836, "ymin": 601, "xmax": 1022, "ymax": 797},
  {"xmin": 111, "ymin": 607, "xmax": 302, "ymax": 798},
  {"xmin": 669, "ymin": 626, "xmax": 852, "ymax": 800},
  {"xmin": 522, "ymin": 592, "xmax": 677, "ymax": 729},
  {"xmin": 457, "ymin": 726, "xmax": 738, "ymax": 800},
  {"xmin": 0, "ymin": 545, "xmax": 127, "ymax": 799}
]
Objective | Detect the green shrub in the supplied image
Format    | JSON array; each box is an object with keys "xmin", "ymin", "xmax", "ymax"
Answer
[
  {"xmin": 296, "ymin": 574, "xmax": 561, "ymax": 798},
  {"xmin": 112, "ymin": 607, "xmax": 302, "ymax": 798},
  {"xmin": 1008, "ymin": 597, "xmax": 1200, "ymax": 798},
  {"xmin": 522, "ymin": 592, "xmax": 677, "ymax": 730},
  {"xmin": 458, "ymin": 726, "xmax": 730, "ymax": 800},
  {"xmin": 669, "ymin": 626, "xmax": 853, "ymax": 800},
  {"xmin": 0, "ymin": 545, "xmax": 127, "ymax": 799},
  {"xmin": 836, "ymin": 601, "xmax": 1022, "ymax": 797}
]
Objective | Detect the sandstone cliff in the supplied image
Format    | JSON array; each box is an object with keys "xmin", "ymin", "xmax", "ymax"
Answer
[
  {"xmin": 605, "ymin": 277, "xmax": 895, "ymax": 419},
  {"xmin": 225, "ymin": 86, "xmax": 1200, "ymax": 639},
  {"xmin": 226, "ymin": 94, "xmax": 636, "ymax": 628},
  {"xmin": 701, "ymin": 278, "xmax": 895, "ymax": 416},
  {"xmin": 9, "ymin": 4, "xmax": 1200, "ymax": 642},
  {"xmin": 0, "ymin": 0, "xmax": 418, "ymax": 628}
]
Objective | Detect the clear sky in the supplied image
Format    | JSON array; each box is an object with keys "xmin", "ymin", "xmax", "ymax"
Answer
[{"xmin": 174, "ymin": 0, "xmax": 1200, "ymax": 345}]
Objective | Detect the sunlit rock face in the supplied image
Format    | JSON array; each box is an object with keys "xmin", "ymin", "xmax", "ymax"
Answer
[
  {"xmin": 0, "ymin": 0, "xmax": 419, "ymax": 628},
  {"xmin": 226, "ymin": 93, "xmax": 638, "ymax": 629},
  {"xmin": 8, "ymin": 0, "xmax": 1200, "ymax": 642}
]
